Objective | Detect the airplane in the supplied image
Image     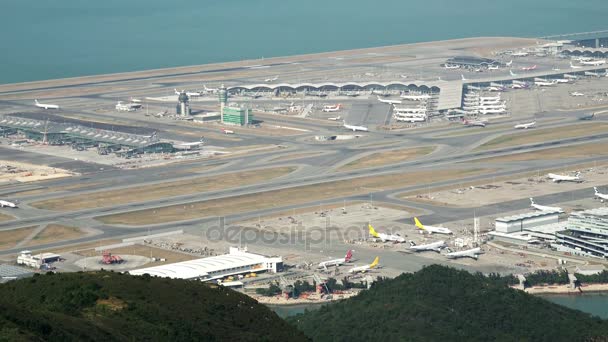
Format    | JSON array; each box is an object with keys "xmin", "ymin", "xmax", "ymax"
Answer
[
  {"xmin": 569, "ymin": 62, "xmax": 583, "ymax": 69},
  {"xmin": 318, "ymin": 250, "xmax": 353, "ymax": 270},
  {"xmin": 174, "ymin": 89, "xmax": 201, "ymax": 97},
  {"xmin": 203, "ymin": 85, "xmax": 218, "ymax": 94},
  {"xmin": 408, "ymin": 240, "xmax": 446, "ymax": 252},
  {"xmin": 322, "ymin": 104, "xmax": 342, "ymax": 112},
  {"xmin": 327, "ymin": 116, "xmax": 341, "ymax": 121},
  {"xmin": 580, "ymin": 59, "xmax": 606, "ymax": 66},
  {"xmin": 535, "ymin": 79, "xmax": 557, "ymax": 87},
  {"xmin": 368, "ymin": 224, "xmax": 405, "ymax": 243},
  {"xmin": 506, "ymin": 60, "xmax": 513, "ymax": 67},
  {"xmin": 570, "ymin": 92, "xmax": 585, "ymax": 97},
  {"xmin": 487, "ymin": 86, "xmax": 507, "ymax": 92},
  {"xmin": 348, "ymin": 256, "xmax": 379, "ymax": 273},
  {"xmin": 511, "ymin": 82, "xmax": 529, "ymax": 89},
  {"xmin": 0, "ymin": 200, "xmax": 17, "ymax": 208},
  {"xmin": 444, "ymin": 64, "xmax": 461, "ymax": 69},
  {"xmin": 400, "ymin": 74, "xmax": 409, "ymax": 79},
  {"xmin": 553, "ymin": 78, "xmax": 570, "ymax": 84},
  {"xmin": 594, "ymin": 187, "xmax": 608, "ymax": 202},
  {"xmin": 377, "ymin": 96, "xmax": 401, "ymax": 105},
  {"xmin": 265, "ymin": 75, "xmax": 279, "ymax": 82},
  {"xmin": 445, "ymin": 247, "xmax": 483, "ymax": 260},
  {"xmin": 514, "ymin": 121, "xmax": 536, "ymax": 129},
  {"xmin": 511, "ymin": 51, "xmax": 529, "ymax": 57},
  {"xmin": 414, "ymin": 217, "xmax": 453, "ymax": 235},
  {"xmin": 509, "ymin": 70, "xmax": 518, "ymax": 77},
  {"xmin": 462, "ymin": 119, "xmax": 486, "ymax": 128},
  {"xmin": 579, "ymin": 113, "xmax": 595, "ymax": 121},
  {"xmin": 221, "ymin": 128, "xmax": 235, "ymax": 134},
  {"xmin": 530, "ymin": 198, "xmax": 564, "ymax": 213},
  {"xmin": 34, "ymin": 99, "xmax": 59, "ymax": 110},
  {"xmin": 343, "ymin": 121, "xmax": 369, "ymax": 132},
  {"xmin": 547, "ymin": 171, "xmax": 582, "ymax": 183},
  {"xmin": 521, "ymin": 65, "xmax": 537, "ymax": 71},
  {"xmin": 488, "ymin": 65, "xmax": 500, "ymax": 71}
]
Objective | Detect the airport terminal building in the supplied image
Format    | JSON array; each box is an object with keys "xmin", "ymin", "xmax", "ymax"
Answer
[{"xmin": 554, "ymin": 208, "xmax": 608, "ymax": 258}]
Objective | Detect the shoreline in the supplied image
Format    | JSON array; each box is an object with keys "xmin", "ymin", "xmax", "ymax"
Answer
[
  {"xmin": 515, "ymin": 283, "xmax": 608, "ymax": 295},
  {"xmin": 252, "ymin": 290, "xmax": 360, "ymax": 306}
]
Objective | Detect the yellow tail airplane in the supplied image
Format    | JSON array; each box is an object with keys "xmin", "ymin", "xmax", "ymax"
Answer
[
  {"xmin": 349, "ymin": 256, "xmax": 379, "ymax": 273},
  {"xmin": 368, "ymin": 224, "xmax": 405, "ymax": 243},
  {"xmin": 414, "ymin": 217, "xmax": 453, "ymax": 235}
]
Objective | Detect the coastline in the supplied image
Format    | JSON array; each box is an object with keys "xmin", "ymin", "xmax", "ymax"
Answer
[
  {"xmin": 515, "ymin": 283, "xmax": 608, "ymax": 295},
  {"xmin": 252, "ymin": 290, "xmax": 359, "ymax": 306}
]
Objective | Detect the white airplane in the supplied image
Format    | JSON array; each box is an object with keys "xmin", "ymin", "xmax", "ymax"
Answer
[
  {"xmin": 488, "ymin": 65, "xmax": 500, "ymax": 71},
  {"xmin": 318, "ymin": 250, "xmax": 353, "ymax": 270},
  {"xmin": 0, "ymin": 200, "xmax": 17, "ymax": 208},
  {"xmin": 368, "ymin": 224, "xmax": 405, "ymax": 243},
  {"xmin": 221, "ymin": 128, "xmax": 235, "ymax": 134},
  {"xmin": 514, "ymin": 121, "xmax": 536, "ymax": 129},
  {"xmin": 553, "ymin": 78, "xmax": 570, "ymax": 84},
  {"xmin": 511, "ymin": 51, "xmax": 529, "ymax": 57},
  {"xmin": 509, "ymin": 70, "xmax": 518, "ymax": 77},
  {"xmin": 511, "ymin": 82, "xmax": 529, "ymax": 89},
  {"xmin": 174, "ymin": 89, "xmax": 202, "ymax": 97},
  {"xmin": 414, "ymin": 217, "xmax": 453, "ymax": 235},
  {"xmin": 322, "ymin": 104, "xmax": 342, "ymax": 112},
  {"xmin": 547, "ymin": 171, "xmax": 582, "ymax": 183},
  {"xmin": 487, "ymin": 85, "xmax": 507, "ymax": 92},
  {"xmin": 343, "ymin": 121, "xmax": 369, "ymax": 132},
  {"xmin": 521, "ymin": 65, "xmax": 537, "ymax": 71},
  {"xmin": 570, "ymin": 62, "xmax": 583, "ymax": 69},
  {"xmin": 377, "ymin": 96, "xmax": 401, "ymax": 105},
  {"xmin": 34, "ymin": 99, "xmax": 59, "ymax": 110},
  {"xmin": 265, "ymin": 75, "xmax": 279, "ymax": 82},
  {"xmin": 348, "ymin": 256, "xmax": 379, "ymax": 273},
  {"xmin": 444, "ymin": 64, "xmax": 460, "ymax": 69},
  {"xmin": 570, "ymin": 92, "xmax": 585, "ymax": 97},
  {"xmin": 462, "ymin": 119, "xmax": 486, "ymax": 128},
  {"xmin": 203, "ymin": 85, "xmax": 218, "ymax": 94},
  {"xmin": 530, "ymin": 198, "xmax": 564, "ymax": 213},
  {"xmin": 327, "ymin": 116, "xmax": 342, "ymax": 121},
  {"xmin": 445, "ymin": 247, "xmax": 482, "ymax": 260},
  {"xmin": 400, "ymin": 74, "xmax": 409, "ymax": 79},
  {"xmin": 408, "ymin": 240, "xmax": 446, "ymax": 252},
  {"xmin": 535, "ymin": 79, "xmax": 557, "ymax": 87},
  {"xmin": 506, "ymin": 60, "xmax": 513, "ymax": 67},
  {"xmin": 594, "ymin": 187, "xmax": 608, "ymax": 202},
  {"xmin": 580, "ymin": 59, "xmax": 606, "ymax": 66}
]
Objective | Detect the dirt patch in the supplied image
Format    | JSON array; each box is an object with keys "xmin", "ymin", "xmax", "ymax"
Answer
[
  {"xmin": 0, "ymin": 226, "xmax": 37, "ymax": 250},
  {"xmin": 96, "ymin": 297, "xmax": 127, "ymax": 311},
  {"xmin": 26, "ymin": 225, "xmax": 86, "ymax": 247},
  {"xmin": 477, "ymin": 123, "xmax": 608, "ymax": 150},
  {"xmin": 0, "ymin": 160, "xmax": 75, "ymax": 184},
  {"xmin": 31, "ymin": 166, "xmax": 295, "ymax": 211},
  {"xmin": 338, "ymin": 146, "xmax": 436, "ymax": 171},
  {"xmin": 97, "ymin": 167, "xmax": 492, "ymax": 226}
]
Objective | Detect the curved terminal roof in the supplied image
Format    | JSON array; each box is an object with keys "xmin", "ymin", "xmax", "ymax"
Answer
[{"xmin": 228, "ymin": 81, "xmax": 442, "ymax": 92}]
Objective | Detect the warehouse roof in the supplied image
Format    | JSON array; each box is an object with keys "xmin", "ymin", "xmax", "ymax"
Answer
[{"xmin": 496, "ymin": 210, "xmax": 562, "ymax": 223}]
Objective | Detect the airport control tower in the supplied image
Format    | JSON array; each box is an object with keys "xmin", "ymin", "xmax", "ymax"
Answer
[
  {"xmin": 219, "ymin": 84, "xmax": 228, "ymax": 117},
  {"xmin": 176, "ymin": 91, "xmax": 191, "ymax": 116}
]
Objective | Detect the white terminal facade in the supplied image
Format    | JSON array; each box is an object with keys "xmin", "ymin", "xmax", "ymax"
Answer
[
  {"xmin": 129, "ymin": 247, "xmax": 283, "ymax": 281},
  {"xmin": 555, "ymin": 208, "xmax": 608, "ymax": 258}
]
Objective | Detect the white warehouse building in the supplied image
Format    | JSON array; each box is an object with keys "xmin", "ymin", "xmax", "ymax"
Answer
[
  {"xmin": 129, "ymin": 247, "xmax": 283, "ymax": 281},
  {"xmin": 495, "ymin": 211, "xmax": 561, "ymax": 234}
]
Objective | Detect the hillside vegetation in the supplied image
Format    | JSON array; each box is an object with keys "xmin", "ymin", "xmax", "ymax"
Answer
[
  {"xmin": 0, "ymin": 271, "xmax": 308, "ymax": 342},
  {"xmin": 290, "ymin": 265, "xmax": 608, "ymax": 341}
]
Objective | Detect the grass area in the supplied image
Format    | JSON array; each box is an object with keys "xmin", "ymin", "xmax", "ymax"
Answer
[
  {"xmin": 31, "ymin": 166, "xmax": 295, "ymax": 211},
  {"xmin": 25, "ymin": 224, "xmax": 85, "ymax": 247},
  {"xmin": 0, "ymin": 213, "xmax": 14, "ymax": 222},
  {"xmin": 0, "ymin": 226, "xmax": 37, "ymax": 250},
  {"xmin": 476, "ymin": 123, "xmax": 608, "ymax": 150},
  {"xmin": 338, "ymin": 146, "xmax": 436, "ymax": 171},
  {"xmin": 471, "ymin": 142, "xmax": 608, "ymax": 163},
  {"xmin": 97, "ymin": 167, "xmax": 491, "ymax": 226}
]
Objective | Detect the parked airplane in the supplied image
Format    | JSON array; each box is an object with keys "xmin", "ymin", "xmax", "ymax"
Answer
[
  {"xmin": 553, "ymin": 78, "xmax": 570, "ymax": 84},
  {"xmin": 444, "ymin": 64, "xmax": 460, "ymax": 69},
  {"xmin": 445, "ymin": 247, "xmax": 482, "ymax": 260},
  {"xmin": 343, "ymin": 121, "xmax": 369, "ymax": 132},
  {"xmin": 348, "ymin": 256, "xmax": 379, "ymax": 273},
  {"xmin": 203, "ymin": 85, "xmax": 218, "ymax": 94},
  {"xmin": 0, "ymin": 200, "xmax": 17, "ymax": 208},
  {"xmin": 265, "ymin": 75, "xmax": 279, "ymax": 82},
  {"xmin": 488, "ymin": 65, "xmax": 500, "ymax": 71},
  {"xmin": 511, "ymin": 51, "xmax": 529, "ymax": 57},
  {"xmin": 535, "ymin": 79, "xmax": 557, "ymax": 87},
  {"xmin": 174, "ymin": 89, "xmax": 201, "ymax": 97},
  {"xmin": 570, "ymin": 62, "xmax": 583, "ymax": 69},
  {"xmin": 322, "ymin": 104, "xmax": 342, "ymax": 112},
  {"xmin": 221, "ymin": 128, "xmax": 235, "ymax": 134},
  {"xmin": 414, "ymin": 217, "xmax": 453, "ymax": 235},
  {"xmin": 506, "ymin": 60, "xmax": 513, "ymax": 67},
  {"xmin": 547, "ymin": 171, "xmax": 582, "ymax": 183},
  {"xmin": 368, "ymin": 224, "xmax": 405, "ymax": 243},
  {"xmin": 580, "ymin": 59, "xmax": 606, "ymax": 66},
  {"xmin": 594, "ymin": 187, "xmax": 608, "ymax": 202},
  {"xmin": 34, "ymin": 99, "xmax": 59, "ymax": 110},
  {"xmin": 579, "ymin": 113, "xmax": 595, "ymax": 121},
  {"xmin": 530, "ymin": 198, "xmax": 564, "ymax": 213},
  {"xmin": 511, "ymin": 82, "xmax": 529, "ymax": 89},
  {"xmin": 377, "ymin": 96, "xmax": 401, "ymax": 105},
  {"xmin": 487, "ymin": 85, "xmax": 507, "ymax": 92},
  {"xmin": 514, "ymin": 121, "xmax": 536, "ymax": 129},
  {"xmin": 408, "ymin": 240, "xmax": 446, "ymax": 252},
  {"xmin": 462, "ymin": 119, "xmax": 486, "ymax": 128},
  {"xmin": 318, "ymin": 250, "xmax": 353, "ymax": 270},
  {"xmin": 521, "ymin": 65, "xmax": 537, "ymax": 71},
  {"xmin": 327, "ymin": 116, "xmax": 342, "ymax": 121}
]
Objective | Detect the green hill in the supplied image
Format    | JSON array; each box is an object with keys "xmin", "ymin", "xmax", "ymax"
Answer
[
  {"xmin": 290, "ymin": 265, "xmax": 608, "ymax": 341},
  {"xmin": 0, "ymin": 271, "xmax": 308, "ymax": 342}
]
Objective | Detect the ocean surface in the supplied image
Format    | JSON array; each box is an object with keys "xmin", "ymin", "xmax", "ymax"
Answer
[
  {"xmin": 1, "ymin": 0, "xmax": 608, "ymax": 84},
  {"xmin": 542, "ymin": 293, "xmax": 608, "ymax": 319}
]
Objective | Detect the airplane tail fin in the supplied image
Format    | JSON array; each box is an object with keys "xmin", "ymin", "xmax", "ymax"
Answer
[
  {"xmin": 594, "ymin": 187, "xmax": 599, "ymax": 194},
  {"xmin": 369, "ymin": 257, "xmax": 379, "ymax": 268},
  {"xmin": 530, "ymin": 198, "xmax": 535, "ymax": 205},
  {"xmin": 408, "ymin": 240, "xmax": 416, "ymax": 247},
  {"xmin": 414, "ymin": 217, "xmax": 425, "ymax": 230},
  {"xmin": 35, "ymin": 99, "xmax": 39, "ymax": 104},
  {"xmin": 368, "ymin": 224, "xmax": 380, "ymax": 238},
  {"xmin": 345, "ymin": 250, "xmax": 353, "ymax": 261}
]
